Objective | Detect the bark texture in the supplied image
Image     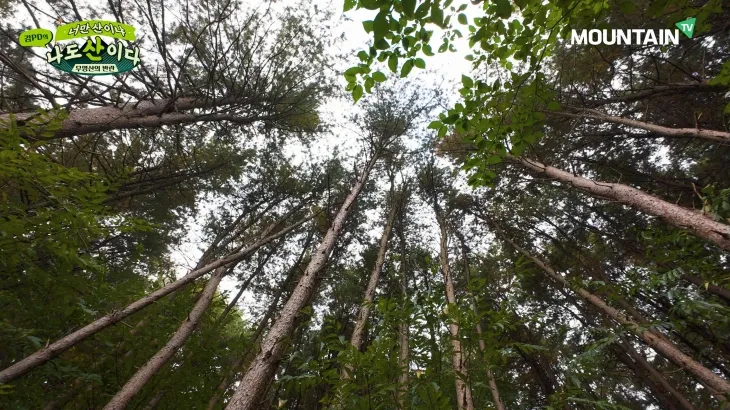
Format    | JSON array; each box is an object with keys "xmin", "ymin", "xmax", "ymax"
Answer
[
  {"xmin": 511, "ymin": 155, "xmax": 730, "ymax": 252},
  {"xmin": 436, "ymin": 220, "xmax": 474, "ymax": 410},
  {"xmin": 2, "ymin": 96, "xmax": 281, "ymax": 140},
  {"xmin": 103, "ymin": 268, "xmax": 224, "ymax": 409},
  {"xmin": 348, "ymin": 197, "xmax": 399, "ymax": 352},
  {"xmin": 618, "ymin": 339, "xmax": 697, "ymax": 410},
  {"xmin": 224, "ymin": 155, "xmax": 378, "ymax": 410},
  {"xmin": 454, "ymin": 229, "xmax": 506, "ymax": 410}
]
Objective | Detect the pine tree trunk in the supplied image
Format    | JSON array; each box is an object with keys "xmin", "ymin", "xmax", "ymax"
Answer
[
  {"xmin": 348, "ymin": 196, "xmax": 399, "ymax": 353},
  {"xmin": 396, "ymin": 210, "xmax": 410, "ymax": 409},
  {"xmin": 224, "ymin": 155, "xmax": 378, "ymax": 410},
  {"xmin": 436, "ymin": 219, "xmax": 474, "ymax": 410},
  {"xmin": 2, "ymin": 96, "xmax": 271, "ymax": 141},
  {"xmin": 618, "ymin": 339, "xmax": 698, "ymax": 410},
  {"xmin": 497, "ymin": 229, "xmax": 730, "ymax": 401},
  {"xmin": 103, "ymin": 268, "xmax": 225, "ymax": 410},
  {"xmin": 0, "ymin": 217, "xmax": 307, "ymax": 385},
  {"xmin": 454, "ymin": 230, "xmax": 506, "ymax": 410},
  {"xmin": 510, "ymin": 155, "xmax": 730, "ymax": 252},
  {"xmin": 141, "ymin": 390, "xmax": 165, "ymax": 410},
  {"xmin": 206, "ymin": 233, "xmax": 313, "ymax": 410}
]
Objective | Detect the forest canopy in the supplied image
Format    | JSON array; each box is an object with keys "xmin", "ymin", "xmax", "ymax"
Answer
[{"xmin": 0, "ymin": 0, "xmax": 729, "ymax": 409}]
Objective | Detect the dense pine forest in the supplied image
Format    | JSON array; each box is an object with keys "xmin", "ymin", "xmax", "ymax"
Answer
[{"xmin": 1, "ymin": 0, "xmax": 729, "ymax": 409}]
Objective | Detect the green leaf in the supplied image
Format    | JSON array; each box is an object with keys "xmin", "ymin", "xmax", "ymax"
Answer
[
  {"xmin": 414, "ymin": 58, "xmax": 426, "ymax": 69},
  {"xmin": 423, "ymin": 44, "xmax": 434, "ymax": 56},
  {"xmin": 461, "ymin": 75, "xmax": 474, "ymax": 88},
  {"xmin": 388, "ymin": 53, "xmax": 399, "ymax": 73},
  {"xmin": 373, "ymin": 10, "xmax": 389, "ymax": 41},
  {"xmin": 344, "ymin": 0, "xmax": 356, "ymax": 12},
  {"xmin": 457, "ymin": 13, "xmax": 467, "ymax": 25},
  {"xmin": 428, "ymin": 120, "xmax": 442, "ymax": 129},
  {"xmin": 344, "ymin": 66, "xmax": 361, "ymax": 76},
  {"xmin": 372, "ymin": 71, "xmax": 387, "ymax": 82},
  {"xmin": 352, "ymin": 84, "xmax": 364, "ymax": 102},
  {"xmin": 438, "ymin": 125, "xmax": 448, "ymax": 138},
  {"xmin": 415, "ymin": 1, "xmax": 430, "ymax": 18},
  {"xmin": 547, "ymin": 101, "xmax": 561, "ymax": 111},
  {"xmin": 357, "ymin": 50, "xmax": 369, "ymax": 61},
  {"xmin": 374, "ymin": 38, "xmax": 390, "ymax": 50},
  {"xmin": 400, "ymin": 59, "xmax": 414, "ymax": 77},
  {"xmin": 430, "ymin": 4, "xmax": 444, "ymax": 27},
  {"xmin": 495, "ymin": 0, "xmax": 512, "ymax": 18},
  {"xmin": 402, "ymin": 0, "xmax": 417, "ymax": 17},
  {"xmin": 363, "ymin": 20, "xmax": 374, "ymax": 33}
]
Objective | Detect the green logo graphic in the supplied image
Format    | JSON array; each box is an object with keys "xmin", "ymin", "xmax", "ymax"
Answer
[
  {"xmin": 19, "ymin": 20, "xmax": 140, "ymax": 76},
  {"xmin": 675, "ymin": 17, "xmax": 696, "ymax": 38},
  {"xmin": 19, "ymin": 28, "xmax": 53, "ymax": 47}
]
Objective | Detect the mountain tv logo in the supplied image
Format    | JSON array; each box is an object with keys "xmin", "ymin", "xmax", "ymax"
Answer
[{"xmin": 571, "ymin": 17, "xmax": 696, "ymax": 45}]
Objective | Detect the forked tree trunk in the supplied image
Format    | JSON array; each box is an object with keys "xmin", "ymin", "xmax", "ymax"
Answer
[
  {"xmin": 224, "ymin": 154, "xmax": 379, "ymax": 410},
  {"xmin": 435, "ymin": 218, "xmax": 474, "ymax": 410},
  {"xmin": 454, "ymin": 230, "xmax": 505, "ymax": 410},
  {"xmin": 496, "ymin": 228, "xmax": 730, "ymax": 401},
  {"xmin": 103, "ymin": 268, "xmax": 225, "ymax": 410},
  {"xmin": 510, "ymin": 155, "xmax": 730, "ymax": 252},
  {"xmin": 0, "ymin": 216, "xmax": 308, "ymax": 384}
]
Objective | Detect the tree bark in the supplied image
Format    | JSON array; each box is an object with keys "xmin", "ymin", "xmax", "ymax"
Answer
[
  {"xmin": 617, "ymin": 339, "xmax": 698, "ymax": 410},
  {"xmin": 141, "ymin": 390, "xmax": 165, "ymax": 410},
  {"xmin": 2, "ymin": 96, "xmax": 283, "ymax": 141},
  {"xmin": 566, "ymin": 108, "xmax": 730, "ymax": 144},
  {"xmin": 0, "ymin": 216, "xmax": 308, "ymax": 384},
  {"xmin": 496, "ymin": 228, "xmax": 730, "ymax": 401},
  {"xmin": 206, "ymin": 231, "xmax": 313, "ymax": 410},
  {"xmin": 436, "ymin": 218, "xmax": 474, "ymax": 410},
  {"xmin": 454, "ymin": 229, "xmax": 506, "ymax": 410},
  {"xmin": 396, "ymin": 206, "xmax": 410, "ymax": 409},
  {"xmin": 510, "ymin": 155, "xmax": 730, "ymax": 252},
  {"xmin": 224, "ymin": 154, "xmax": 378, "ymax": 410},
  {"xmin": 684, "ymin": 275, "xmax": 730, "ymax": 304},
  {"xmin": 348, "ymin": 193, "xmax": 399, "ymax": 353},
  {"xmin": 102, "ymin": 268, "xmax": 225, "ymax": 410}
]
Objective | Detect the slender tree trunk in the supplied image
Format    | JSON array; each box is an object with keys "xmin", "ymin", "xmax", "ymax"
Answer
[
  {"xmin": 348, "ymin": 193, "xmax": 399, "ymax": 353},
  {"xmin": 213, "ymin": 249, "xmax": 276, "ymax": 330},
  {"xmin": 0, "ymin": 216, "xmax": 308, "ymax": 384},
  {"xmin": 141, "ymin": 390, "xmax": 165, "ymax": 410},
  {"xmin": 612, "ymin": 345, "xmax": 680, "ymax": 410},
  {"xmin": 509, "ymin": 155, "xmax": 730, "ymax": 252},
  {"xmin": 618, "ymin": 339, "xmax": 698, "ymax": 410},
  {"xmin": 2, "ymin": 96, "xmax": 279, "ymax": 141},
  {"xmin": 496, "ymin": 228, "xmax": 730, "ymax": 401},
  {"xmin": 206, "ymin": 232, "xmax": 313, "ymax": 410},
  {"xmin": 396, "ymin": 208, "xmax": 410, "ymax": 409},
  {"xmin": 454, "ymin": 230, "xmax": 506, "ymax": 410},
  {"xmin": 224, "ymin": 154, "xmax": 379, "ymax": 410},
  {"xmin": 549, "ymin": 108, "xmax": 730, "ymax": 143},
  {"xmin": 436, "ymin": 218, "xmax": 474, "ymax": 410},
  {"xmin": 103, "ymin": 268, "xmax": 225, "ymax": 410},
  {"xmin": 684, "ymin": 275, "xmax": 730, "ymax": 304}
]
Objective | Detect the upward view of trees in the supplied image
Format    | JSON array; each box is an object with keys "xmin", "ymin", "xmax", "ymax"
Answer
[{"xmin": 1, "ymin": 0, "xmax": 729, "ymax": 409}]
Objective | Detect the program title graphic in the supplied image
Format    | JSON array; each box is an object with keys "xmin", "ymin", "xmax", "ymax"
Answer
[{"xmin": 19, "ymin": 20, "xmax": 140, "ymax": 76}]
